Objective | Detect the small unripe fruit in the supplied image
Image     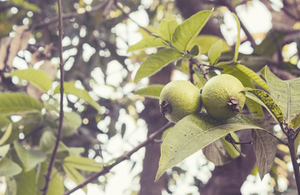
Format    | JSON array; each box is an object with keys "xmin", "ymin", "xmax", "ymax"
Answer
[
  {"xmin": 159, "ymin": 80, "xmax": 201, "ymax": 123},
  {"xmin": 202, "ymin": 74, "xmax": 245, "ymax": 120}
]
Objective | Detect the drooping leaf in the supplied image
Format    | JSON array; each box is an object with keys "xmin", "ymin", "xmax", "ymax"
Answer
[
  {"xmin": 134, "ymin": 48, "xmax": 182, "ymax": 83},
  {"xmin": 54, "ymin": 82, "xmax": 101, "ymax": 113},
  {"xmin": 15, "ymin": 169, "xmax": 35, "ymax": 195},
  {"xmin": 14, "ymin": 141, "xmax": 47, "ymax": 172},
  {"xmin": 202, "ymin": 138, "xmax": 233, "ymax": 166},
  {"xmin": 0, "ymin": 93, "xmax": 43, "ymax": 115},
  {"xmin": 252, "ymin": 130, "xmax": 276, "ymax": 179},
  {"xmin": 261, "ymin": 66, "xmax": 300, "ymax": 123},
  {"xmin": 244, "ymin": 88, "xmax": 284, "ymax": 124},
  {"xmin": 5, "ymin": 68, "xmax": 52, "ymax": 92},
  {"xmin": 127, "ymin": 36, "xmax": 167, "ymax": 53},
  {"xmin": 36, "ymin": 162, "xmax": 64, "ymax": 195},
  {"xmin": 158, "ymin": 19, "xmax": 178, "ymax": 42},
  {"xmin": 172, "ymin": 10, "xmax": 212, "ymax": 52},
  {"xmin": 135, "ymin": 84, "xmax": 164, "ymax": 99},
  {"xmin": 189, "ymin": 35, "xmax": 231, "ymax": 53},
  {"xmin": 0, "ymin": 158, "xmax": 22, "ymax": 177},
  {"xmin": 63, "ymin": 163, "xmax": 87, "ymax": 193},
  {"xmin": 62, "ymin": 112, "xmax": 82, "ymax": 137},
  {"xmin": 64, "ymin": 156, "xmax": 103, "ymax": 172},
  {"xmin": 232, "ymin": 13, "xmax": 241, "ymax": 62},
  {"xmin": 156, "ymin": 113, "xmax": 264, "ymax": 180},
  {"xmin": 208, "ymin": 39, "xmax": 222, "ymax": 65}
]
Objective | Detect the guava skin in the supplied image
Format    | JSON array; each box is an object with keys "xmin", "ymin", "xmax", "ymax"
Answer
[
  {"xmin": 202, "ymin": 74, "xmax": 246, "ymax": 120},
  {"xmin": 159, "ymin": 80, "xmax": 201, "ymax": 123}
]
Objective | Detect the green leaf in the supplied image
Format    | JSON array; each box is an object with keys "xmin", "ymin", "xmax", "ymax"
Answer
[
  {"xmin": 261, "ymin": 66, "xmax": 300, "ymax": 123},
  {"xmin": 236, "ymin": 64, "xmax": 269, "ymax": 91},
  {"xmin": 135, "ymin": 84, "xmax": 164, "ymax": 99},
  {"xmin": 14, "ymin": 141, "xmax": 47, "ymax": 172},
  {"xmin": 15, "ymin": 169, "xmax": 35, "ymax": 195},
  {"xmin": 172, "ymin": 10, "xmax": 212, "ymax": 52},
  {"xmin": 292, "ymin": 113, "xmax": 300, "ymax": 130},
  {"xmin": 5, "ymin": 68, "xmax": 52, "ymax": 92},
  {"xmin": 244, "ymin": 88, "xmax": 284, "ymax": 124},
  {"xmin": 62, "ymin": 112, "xmax": 82, "ymax": 137},
  {"xmin": 0, "ymin": 93, "xmax": 43, "ymax": 115},
  {"xmin": 14, "ymin": 113, "xmax": 42, "ymax": 136},
  {"xmin": 252, "ymin": 130, "xmax": 276, "ymax": 179},
  {"xmin": 36, "ymin": 162, "xmax": 64, "ymax": 195},
  {"xmin": 63, "ymin": 163, "xmax": 87, "ymax": 193},
  {"xmin": 208, "ymin": 39, "xmax": 222, "ymax": 65},
  {"xmin": 0, "ymin": 115, "xmax": 10, "ymax": 129},
  {"xmin": 0, "ymin": 144, "xmax": 10, "ymax": 161},
  {"xmin": 64, "ymin": 156, "xmax": 103, "ymax": 172},
  {"xmin": 134, "ymin": 48, "xmax": 182, "ymax": 83},
  {"xmin": 232, "ymin": 13, "xmax": 241, "ymax": 62},
  {"xmin": 189, "ymin": 35, "xmax": 231, "ymax": 53},
  {"xmin": 127, "ymin": 36, "xmax": 167, "ymax": 53},
  {"xmin": 54, "ymin": 82, "xmax": 101, "ymax": 113},
  {"xmin": 0, "ymin": 124, "xmax": 13, "ymax": 146},
  {"xmin": 0, "ymin": 158, "xmax": 22, "ymax": 177},
  {"xmin": 158, "ymin": 19, "xmax": 178, "ymax": 42},
  {"xmin": 156, "ymin": 113, "xmax": 264, "ymax": 180}
]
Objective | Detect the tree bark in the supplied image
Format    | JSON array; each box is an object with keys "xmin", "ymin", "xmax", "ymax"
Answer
[{"xmin": 139, "ymin": 65, "xmax": 173, "ymax": 195}]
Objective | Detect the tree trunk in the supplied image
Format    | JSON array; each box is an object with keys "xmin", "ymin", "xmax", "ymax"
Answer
[{"xmin": 139, "ymin": 65, "xmax": 172, "ymax": 195}]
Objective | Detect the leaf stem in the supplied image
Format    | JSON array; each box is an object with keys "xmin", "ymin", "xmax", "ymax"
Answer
[
  {"xmin": 287, "ymin": 133, "xmax": 300, "ymax": 195},
  {"xmin": 41, "ymin": 0, "xmax": 65, "ymax": 194},
  {"xmin": 62, "ymin": 122, "xmax": 172, "ymax": 195}
]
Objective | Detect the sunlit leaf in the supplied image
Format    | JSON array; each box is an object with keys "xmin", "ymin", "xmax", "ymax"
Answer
[
  {"xmin": 261, "ymin": 66, "xmax": 300, "ymax": 123},
  {"xmin": 156, "ymin": 113, "xmax": 263, "ymax": 180},
  {"xmin": 64, "ymin": 156, "xmax": 103, "ymax": 172},
  {"xmin": 0, "ymin": 124, "xmax": 13, "ymax": 146},
  {"xmin": 0, "ymin": 144, "xmax": 10, "ymax": 161},
  {"xmin": 158, "ymin": 19, "xmax": 178, "ymax": 42},
  {"xmin": 0, "ymin": 93, "xmax": 43, "ymax": 115},
  {"xmin": 135, "ymin": 84, "xmax": 164, "ymax": 99},
  {"xmin": 134, "ymin": 48, "xmax": 182, "ymax": 83},
  {"xmin": 0, "ymin": 158, "xmax": 22, "ymax": 177},
  {"xmin": 252, "ymin": 130, "xmax": 276, "ymax": 179},
  {"xmin": 54, "ymin": 82, "xmax": 101, "ymax": 113},
  {"xmin": 127, "ymin": 36, "xmax": 167, "ymax": 53},
  {"xmin": 63, "ymin": 164, "xmax": 87, "ymax": 193},
  {"xmin": 208, "ymin": 40, "xmax": 222, "ymax": 65},
  {"xmin": 172, "ymin": 10, "xmax": 212, "ymax": 52},
  {"xmin": 14, "ymin": 141, "xmax": 47, "ymax": 172},
  {"xmin": 189, "ymin": 35, "xmax": 230, "ymax": 53},
  {"xmin": 244, "ymin": 88, "xmax": 284, "ymax": 124},
  {"xmin": 5, "ymin": 68, "xmax": 52, "ymax": 92}
]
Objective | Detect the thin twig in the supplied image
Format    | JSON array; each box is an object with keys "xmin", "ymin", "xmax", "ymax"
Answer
[
  {"xmin": 41, "ymin": 0, "xmax": 65, "ymax": 194},
  {"xmin": 62, "ymin": 122, "xmax": 172, "ymax": 195},
  {"xmin": 33, "ymin": 0, "xmax": 109, "ymax": 30},
  {"xmin": 188, "ymin": 54, "xmax": 210, "ymax": 81},
  {"xmin": 189, "ymin": 59, "xmax": 195, "ymax": 84}
]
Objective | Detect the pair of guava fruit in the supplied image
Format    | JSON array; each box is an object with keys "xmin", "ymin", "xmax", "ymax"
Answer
[{"xmin": 159, "ymin": 74, "xmax": 246, "ymax": 123}]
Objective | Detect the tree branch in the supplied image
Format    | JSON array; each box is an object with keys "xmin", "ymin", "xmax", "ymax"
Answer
[
  {"xmin": 41, "ymin": 0, "xmax": 65, "ymax": 194},
  {"xmin": 62, "ymin": 122, "xmax": 172, "ymax": 195}
]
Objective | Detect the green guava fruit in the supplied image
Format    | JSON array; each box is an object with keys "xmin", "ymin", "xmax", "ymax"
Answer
[
  {"xmin": 202, "ymin": 74, "xmax": 246, "ymax": 120},
  {"xmin": 159, "ymin": 80, "xmax": 201, "ymax": 123}
]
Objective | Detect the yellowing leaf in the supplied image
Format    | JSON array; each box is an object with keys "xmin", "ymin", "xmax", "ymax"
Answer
[
  {"xmin": 127, "ymin": 36, "xmax": 167, "ymax": 53},
  {"xmin": 158, "ymin": 19, "xmax": 178, "ymax": 42}
]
